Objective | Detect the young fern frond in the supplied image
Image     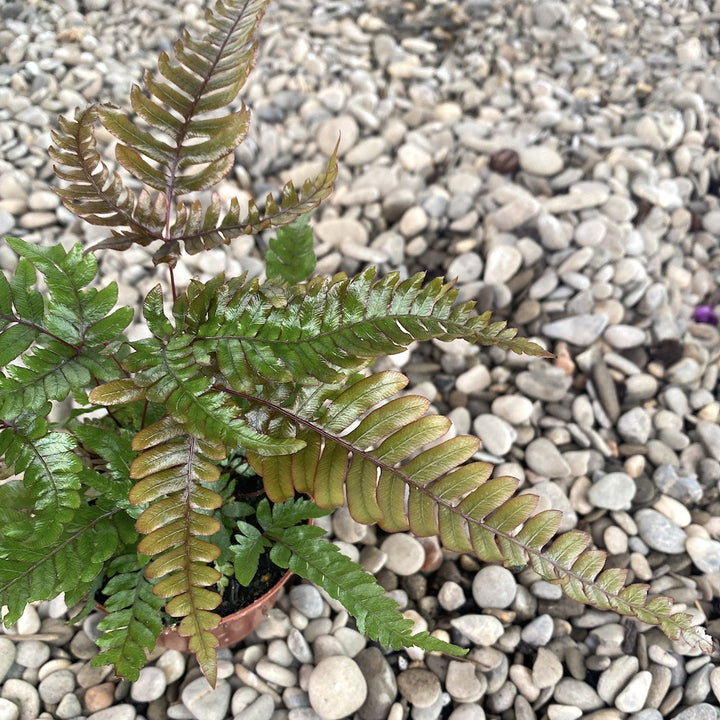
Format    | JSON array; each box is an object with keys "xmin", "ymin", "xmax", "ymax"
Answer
[
  {"xmin": 99, "ymin": 0, "xmax": 268, "ymax": 195},
  {"xmin": 49, "ymin": 0, "xmax": 338, "ymax": 265},
  {"xmin": 49, "ymin": 106, "xmax": 168, "ymax": 249},
  {"xmin": 245, "ymin": 371, "xmax": 714, "ymax": 654}
]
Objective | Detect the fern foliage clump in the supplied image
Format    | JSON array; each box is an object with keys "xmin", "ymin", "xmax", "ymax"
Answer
[{"xmin": 0, "ymin": 0, "xmax": 713, "ymax": 688}]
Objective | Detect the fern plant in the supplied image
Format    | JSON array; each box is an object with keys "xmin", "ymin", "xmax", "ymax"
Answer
[{"xmin": 0, "ymin": 0, "xmax": 713, "ymax": 687}]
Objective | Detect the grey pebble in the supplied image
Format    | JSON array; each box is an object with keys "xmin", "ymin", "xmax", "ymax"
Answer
[
  {"xmin": 542, "ymin": 314, "xmax": 608, "ymax": 346},
  {"xmin": 447, "ymin": 704, "xmax": 486, "ymax": 720},
  {"xmin": 450, "ymin": 615, "xmax": 504, "ymax": 646},
  {"xmin": 685, "ymin": 664, "xmax": 714, "ymax": 705},
  {"xmin": 491, "ymin": 395, "xmax": 534, "ymax": 425},
  {"xmin": 614, "ymin": 671, "xmax": 652, "ymax": 713},
  {"xmin": 472, "ymin": 566, "xmax": 517, "ymax": 609},
  {"xmin": 0, "ymin": 700, "xmax": 18, "ymax": 720},
  {"xmin": 473, "ymin": 414, "xmax": 516, "ymax": 456},
  {"xmin": 597, "ymin": 656, "xmax": 639, "ymax": 704},
  {"xmin": 289, "ymin": 584, "xmax": 325, "ymax": 619},
  {"xmin": 155, "ymin": 649, "xmax": 186, "ymax": 684},
  {"xmin": 553, "ymin": 679, "xmax": 604, "ymax": 711},
  {"xmin": 0, "ymin": 680, "xmax": 39, "ymax": 720},
  {"xmin": 233, "ymin": 693, "xmax": 274, "ymax": 720},
  {"xmin": 686, "ymin": 536, "xmax": 720, "ymax": 573},
  {"xmin": 515, "ymin": 367, "xmax": 572, "ymax": 402},
  {"xmin": 86, "ymin": 706, "xmax": 137, "ymax": 720},
  {"xmin": 55, "ymin": 693, "xmax": 82, "ymax": 719},
  {"xmin": 255, "ymin": 658, "xmax": 297, "ymax": 688},
  {"xmin": 587, "ymin": 472, "xmax": 636, "ymax": 511},
  {"xmin": 616, "ymin": 408, "xmax": 652, "ymax": 445},
  {"xmin": 524, "ymin": 438, "xmax": 571, "ymax": 478},
  {"xmin": 445, "ymin": 661, "xmax": 486, "ymax": 703},
  {"xmin": 438, "ymin": 581, "xmax": 466, "ymax": 611},
  {"xmin": 181, "ymin": 678, "xmax": 231, "ymax": 720},
  {"xmin": 653, "ymin": 464, "xmax": 702, "ymax": 503},
  {"xmin": 672, "ymin": 704, "xmax": 718, "ymax": 720},
  {"xmin": 696, "ymin": 421, "xmax": 720, "ymax": 461},
  {"xmin": 308, "ymin": 656, "xmax": 367, "ymax": 719},
  {"xmin": 483, "ymin": 245, "xmax": 523, "ymax": 284},
  {"xmin": 485, "ymin": 680, "xmax": 517, "ymax": 713},
  {"xmin": 397, "ymin": 668, "xmax": 441, "ymax": 709},
  {"xmin": 635, "ymin": 508, "xmax": 687, "ymax": 553},
  {"xmin": 520, "ymin": 614, "xmax": 554, "ymax": 647},
  {"xmin": 355, "ymin": 647, "xmax": 397, "ymax": 720},
  {"xmin": 0, "ymin": 639, "xmax": 16, "ymax": 683},
  {"xmin": 38, "ymin": 669, "xmax": 75, "ymax": 705},
  {"xmin": 287, "ymin": 628, "xmax": 313, "ymax": 664},
  {"xmin": 380, "ymin": 534, "xmax": 426, "ymax": 576},
  {"xmin": 130, "ymin": 667, "xmax": 167, "ymax": 703},
  {"xmin": 532, "ymin": 647, "xmax": 563, "ymax": 689}
]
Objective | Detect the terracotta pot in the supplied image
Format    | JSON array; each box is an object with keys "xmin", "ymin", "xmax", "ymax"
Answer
[{"xmin": 155, "ymin": 568, "xmax": 294, "ymax": 651}]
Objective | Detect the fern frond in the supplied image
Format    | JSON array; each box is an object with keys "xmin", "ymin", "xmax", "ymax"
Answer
[
  {"xmin": 265, "ymin": 213, "xmax": 316, "ymax": 284},
  {"xmin": 0, "ymin": 238, "xmax": 132, "ymax": 419},
  {"xmin": 49, "ymin": 107, "xmax": 167, "ymax": 247},
  {"xmin": 207, "ymin": 268, "xmax": 548, "ymax": 390},
  {"xmin": 51, "ymin": 0, "xmax": 336, "ymax": 265},
  {"xmin": 0, "ymin": 419, "xmax": 82, "ymax": 533},
  {"xmin": 245, "ymin": 371, "xmax": 714, "ymax": 654},
  {"xmin": 128, "ymin": 417, "xmax": 227, "ymax": 685},
  {"xmin": 90, "ymin": 311, "xmax": 304, "ymax": 457},
  {"xmin": 235, "ymin": 498, "xmax": 465, "ymax": 656},
  {"xmin": 99, "ymin": 0, "xmax": 269, "ymax": 195},
  {"xmin": 0, "ymin": 501, "xmax": 128, "ymax": 625},
  {"xmin": 92, "ymin": 555, "xmax": 164, "ymax": 682}
]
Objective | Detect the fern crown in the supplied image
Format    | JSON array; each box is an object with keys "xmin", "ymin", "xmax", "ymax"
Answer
[{"xmin": 0, "ymin": 0, "xmax": 712, "ymax": 687}]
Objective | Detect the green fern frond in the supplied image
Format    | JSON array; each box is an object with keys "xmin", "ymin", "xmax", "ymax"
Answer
[
  {"xmin": 90, "ymin": 315, "xmax": 304, "ymax": 457},
  {"xmin": 0, "ymin": 419, "xmax": 81, "ymax": 533},
  {"xmin": 265, "ymin": 214, "xmax": 316, "ymax": 285},
  {"xmin": 128, "ymin": 417, "xmax": 228, "ymax": 685},
  {"xmin": 0, "ymin": 502, "xmax": 127, "ymax": 625},
  {"xmin": 92, "ymin": 555, "xmax": 165, "ymax": 682},
  {"xmin": 0, "ymin": 238, "xmax": 133, "ymax": 419},
  {"xmin": 245, "ymin": 371, "xmax": 714, "ymax": 654},
  {"xmin": 205, "ymin": 268, "xmax": 549, "ymax": 390},
  {"xmin": 235, "ymin": 498, "xmax": 465, "ymax": 656}
]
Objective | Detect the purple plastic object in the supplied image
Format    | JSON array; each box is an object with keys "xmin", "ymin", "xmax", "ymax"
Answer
[{"xmin": 692, "ymin": 305, "xmax": 719, "ymax": 325}]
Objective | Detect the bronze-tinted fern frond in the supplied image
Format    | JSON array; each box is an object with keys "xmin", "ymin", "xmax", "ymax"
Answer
[
  {"xmin": 245, "ymin": 371, "xmax": 714, "ymax": 654},
  {"xmin": 128, "ymin": 417, "xmax": 226, "ymax": 687},
  {"xmin": 50, "ymin": 0, "xmax": 337, "ymax": 266}
]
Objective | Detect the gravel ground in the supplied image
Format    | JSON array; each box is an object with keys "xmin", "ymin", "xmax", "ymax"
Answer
[{"xmin": 2, "ymin": 0, "xmax": 720, "ymax": 719}]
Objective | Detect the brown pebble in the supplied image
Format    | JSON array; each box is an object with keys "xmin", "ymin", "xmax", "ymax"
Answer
[
  {"xmin": 489, "ymin": 148, "xmax": 520, "ymax": 174},
  {"xmin": 554, "ymin": 342, "xmax": 575, "ymax": 376},
  {"xmin": 83, "ymin": 681, "xmax": 117, "ymax": 713},
  {"xmin": 418, "ymin": 536, "xmax": 443, "ymax": 573}
]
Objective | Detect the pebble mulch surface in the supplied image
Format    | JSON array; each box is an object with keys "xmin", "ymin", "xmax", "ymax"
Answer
[{"xmin": 2, "ymin": 0, "xmax": 720, "ymax": 718}]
